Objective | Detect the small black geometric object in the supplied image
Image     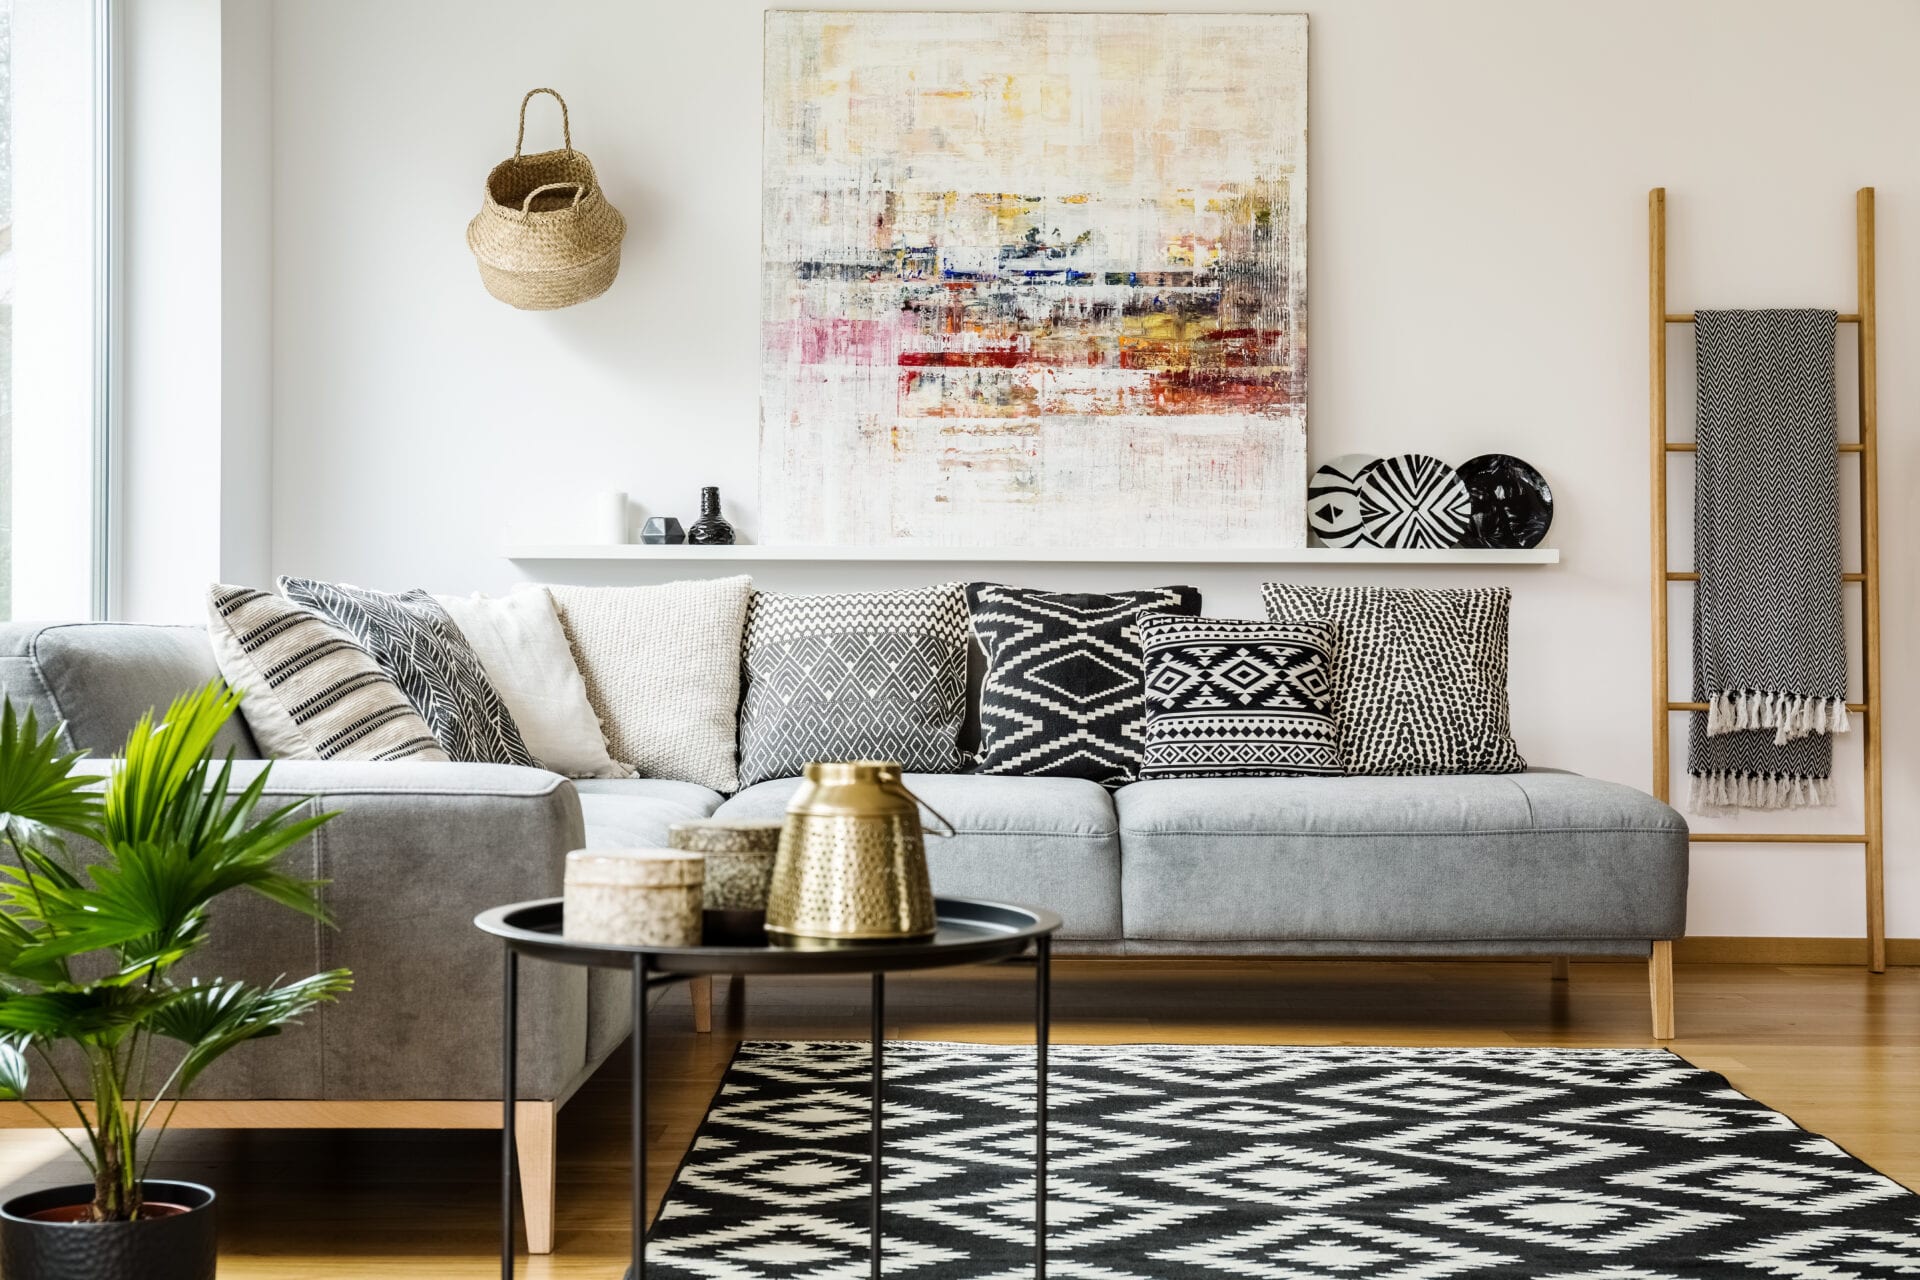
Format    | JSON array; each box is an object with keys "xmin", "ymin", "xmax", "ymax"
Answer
[
  {"xmin": 1456, "ymin": 453, "xmax": 1554, "ymax": 549},
  {"xmin": 640, "ymin": 516, "xmax": 686, "ymax": 545}
]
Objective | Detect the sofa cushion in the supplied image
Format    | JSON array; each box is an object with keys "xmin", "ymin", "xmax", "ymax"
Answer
[
  {"xmin": 968, "ymin": 583, "xmax": 1201, "ymax": 787},
  {"xmin": 737, "ymin": 583, "xmax": 970, "ymax": 787},
  {"xmin": 575, "ymin": 778, "xmax": 726, "ymax": 848},
  {"xmin": 1, "ymin": 621, "xmax": 262, "ymax": 759},
  {"xmin": 1138, "ymin": 614, "xmax": 1342, "ymax": 779},
  {"xmin": 1262, "ymin": 583, "xmax": 1525, "ymax": 777},
  {"xmin": 281, "ymin": 577, "xmax": 535, "ymax": 767},
  {"xmin": 716, "ymin": 774, "xmax": 1121, "ymax": 940},
  {"xmin": 1116, "ymin": 772, "xmax": 1688, "ymax": 943}
]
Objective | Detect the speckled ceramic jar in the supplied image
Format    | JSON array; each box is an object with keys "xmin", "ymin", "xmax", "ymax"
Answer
[
  {"xmin": 562, "ymin": 849, "xmax": 704, "ymax": 947},
  {"xmin": 669, "ymin": 820, "xmax": 782, "ymax": 943}
]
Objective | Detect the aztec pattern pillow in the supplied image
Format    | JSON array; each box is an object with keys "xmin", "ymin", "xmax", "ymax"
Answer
[
  {"xmin": 968, "ymin": 583, "xmax": 1201, "ymax": 786},
  {"xmin": 279, "ymin": 577, "xmax": 534, "ymax": 767},
  {"xmin": 737, "ymin": 583, "xmax": 970, "ymax": 788},
  {"xmin": 1138, "ymin": 615, "xmax": 1343, "ymax": 779},
  {"xmin": 206, "ymin": 584, "xmax": 448, "ymax": 763},
  {"xmin": 1261, "ymin": 583, "xmax": 1525, "ymax": 776}
]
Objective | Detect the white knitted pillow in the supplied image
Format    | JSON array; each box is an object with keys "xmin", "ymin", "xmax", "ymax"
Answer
[{"xmin": 546, "ymin": 577, "xmax": 752, "ymax": 792}]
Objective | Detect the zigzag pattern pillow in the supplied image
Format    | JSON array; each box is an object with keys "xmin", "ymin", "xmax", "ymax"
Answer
[
  {"xmin": 968, "ymin": 583, "xmax": 1200, "ymax": 786},
  {"xmin": 279, "ymin": 577, "xmax": 535, "ymax": 767},
  {"xmin": 1261, "ymin": 583, "xmax": 1526, "ymax": 776},
  {"xmin": 1139, "ymin": 615, "xmax": 1343, "ymax": 779},
  {"xmin": 736, "ymin": 584, "xmax": 970, "ymax": 787}
]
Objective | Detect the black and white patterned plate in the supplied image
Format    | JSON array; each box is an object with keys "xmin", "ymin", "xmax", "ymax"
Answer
[
  {"xmin": 1359, "ymin": 453, "xmax": 1473, "ymax": 550},
  {"xmin": 1307, "ymin": 453, "xmax": 1379, "ymax": 548}
]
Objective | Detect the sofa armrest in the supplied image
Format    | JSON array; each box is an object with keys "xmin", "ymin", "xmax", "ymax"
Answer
[{"xmin": 61, "ymin": 759, "xmax": 589, "ymax": 1104}]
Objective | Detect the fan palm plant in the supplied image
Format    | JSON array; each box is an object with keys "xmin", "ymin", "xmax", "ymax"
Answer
[{"xmin": 0, "ymin": 681, "xmax": 351, "ymax": 1222}]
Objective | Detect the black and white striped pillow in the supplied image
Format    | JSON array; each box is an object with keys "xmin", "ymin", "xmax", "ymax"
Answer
[
  {"xmin": 279, "ymin": 578, "xmax": 535, "ymax": 767},
  {"xmin": 206, "ymin": 585, "xmax": 448, "ymax": 762}
]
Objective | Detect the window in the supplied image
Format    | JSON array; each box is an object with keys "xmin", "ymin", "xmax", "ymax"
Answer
[{"xmin": 1, "ymin": 0, "xmax": 111, "ymax": 622}]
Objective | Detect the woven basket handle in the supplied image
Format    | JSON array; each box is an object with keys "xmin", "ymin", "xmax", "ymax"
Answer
[
  {"xmin": 515, "ymin": 87, "xmax": 572, "ymax": 159},
  {"xmin": 519, "ymin": 182, "xmax": 585, "ymax": 215}
]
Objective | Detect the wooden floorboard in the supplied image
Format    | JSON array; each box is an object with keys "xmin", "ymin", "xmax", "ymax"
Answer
[{"xmin": 1, "ymin": 959, "xmax": 1914, "ymax": 1276}]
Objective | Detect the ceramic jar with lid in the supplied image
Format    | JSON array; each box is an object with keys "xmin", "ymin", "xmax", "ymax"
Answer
[
  {"xmin": 562, "ymin": 849, "xmax": 704, "ymax": 947},
  {"xmin": 668, "ymin": 819, "xmax": 782, "ymax": 944}
]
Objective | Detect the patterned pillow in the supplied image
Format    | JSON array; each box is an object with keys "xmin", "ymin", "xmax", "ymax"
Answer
[
  {"xmin": 206, "ymin": 585, "xmax": 448, "ymax": 763},
  {"xmin": 968, "ymin": 583, "xmax": 1201, "ymax": 786},
  {"xmin": 737, "ymin": 584, "xmax": 970, "ymax": 787},
  {"xmin": 1260, "ymin": 583, "xmax": 1525, "ymax": 776},
  {"xmin": 1138, "ymin": 615, "xmax": 1342, "ymax": 779},
  {"xmin": 278, "ymin": 577, "xmax": 535, "ymax": 767}
]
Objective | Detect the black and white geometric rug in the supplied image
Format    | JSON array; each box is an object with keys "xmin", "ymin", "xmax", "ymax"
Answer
[{"xmin": 646, "ymin": 1042, "xmax": 1920, "ymax": 1279}]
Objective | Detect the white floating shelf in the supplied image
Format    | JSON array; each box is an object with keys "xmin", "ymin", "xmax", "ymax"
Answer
[{"xmin": 505, "ymin": 544, "xmax": 1560, "ymax": 565}]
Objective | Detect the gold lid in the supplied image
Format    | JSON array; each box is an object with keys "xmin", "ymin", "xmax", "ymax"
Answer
[{"xmin": 801, "ymin": 760, "xmax": 903, "ymax": 784}]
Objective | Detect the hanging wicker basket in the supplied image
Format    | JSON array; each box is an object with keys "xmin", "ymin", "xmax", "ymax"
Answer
[{"xmin": 467, "ymin": 88, "xmax": 627, "ymax": 310}]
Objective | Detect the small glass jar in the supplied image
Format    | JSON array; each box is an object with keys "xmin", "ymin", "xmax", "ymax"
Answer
[{"xmin": 562, "ymin": 849, "xmax": 704, "ymax": 947}]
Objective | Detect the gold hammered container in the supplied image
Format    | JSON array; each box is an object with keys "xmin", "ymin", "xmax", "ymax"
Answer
[{"xmin": 764, "ymin": 761, "xmax": 948, "ymax": 946}]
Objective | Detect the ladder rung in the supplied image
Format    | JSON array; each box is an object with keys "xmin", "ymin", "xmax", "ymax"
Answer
[
  {"xmin": 1666, "ymin": 312, "xmax": 1860, "ymax": 324},
  {"xmin": 1667, "ymin": 700, "xmax": 1865, "ymax": 714},
  {"xmin": 1666, "ymin": 441, "xmax": 1865, "ymax": 453},
  {"xmin": 1688, "ymin": 833, "xmax": 1868, "ymax": 844},
  {"xmin": 1666, "ymin": 571, "xmax": 1866, "ymax": 583}
]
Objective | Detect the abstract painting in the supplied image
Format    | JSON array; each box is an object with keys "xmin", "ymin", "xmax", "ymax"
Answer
[{"xmin": 761, "ymin": 11, "xmax": 1309, "ymax": 549}]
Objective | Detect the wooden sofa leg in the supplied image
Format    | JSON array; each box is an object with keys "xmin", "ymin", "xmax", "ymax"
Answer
[
  {"xmin": 1550, "ymin": 956, "xmax": 1571, "ymax": 982},
  {"xmin": 515, "ymin": 1100, "xmax": 558, "ymax": 1255},
  {"xmin": 691, "ymin": 975, "xmax": 713, "ymax": 1034},
  {"xmin": 1649, "ymin": 941, "xmax": 1676, "ymax": 1041}
]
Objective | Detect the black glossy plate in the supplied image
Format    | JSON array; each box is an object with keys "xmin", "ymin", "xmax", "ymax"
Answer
[
  {"xmin": 1456, "ymin": 453, "xmax": 1554, "ymax": 549},
  {"xmin": 474, "ymin": 895, "xmax": 1061, "ymax": 974}
]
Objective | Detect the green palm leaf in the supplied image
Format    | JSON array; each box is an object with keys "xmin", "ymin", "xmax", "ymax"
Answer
[
  {"xmin": 0, "ymin": 701, "xmax": 103, "ymax": 849},
  {"xmin": 149, "ymin": 971, "xmax": 352, "ymax": 1093}
]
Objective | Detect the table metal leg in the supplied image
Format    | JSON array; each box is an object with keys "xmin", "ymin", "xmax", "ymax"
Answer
[
  {"xmin": 1035, "ymin": 936, "xmax": 1050, "ymax": 1278},
  {"xmin": 632, "ymin": 956, "xmax": 649, "ymax": 1280},
  {"xmin": 871, "ymin": 972, "xmax": 884, "ymax": 1279},
  {"xmin": 501, "ymin": 944, "xmax": 517, "ymax": 1280}
]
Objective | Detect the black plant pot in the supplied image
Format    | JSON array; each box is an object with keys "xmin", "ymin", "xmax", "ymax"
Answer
[{"xmin": 0, "ymin": 1181, "xmax": 216, "ymax": 1280}]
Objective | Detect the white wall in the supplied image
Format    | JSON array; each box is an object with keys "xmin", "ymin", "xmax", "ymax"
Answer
[{"xmin": 264, "ymin": 0, "xmax": 1920, "ymax": 939}]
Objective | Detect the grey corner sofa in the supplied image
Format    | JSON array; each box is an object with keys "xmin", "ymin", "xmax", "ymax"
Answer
[{"xmin": 0, "ymin": 620, "xmax": 1690, "ymax": 1253}]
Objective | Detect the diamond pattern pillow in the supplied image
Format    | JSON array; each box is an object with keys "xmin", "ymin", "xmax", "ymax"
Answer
[
  {"xmin": 736, "ymin": 584, "xmax": 970, "ymax": 787},
  {"xmin": 968, "ymin": 583, "xmax": 1201, "ymax": 786},
  {"xmin": 1261, "ymin": 583, "xmax": 1525, "ymax": 776},
  {"xmin": 1138, "ymin": 615, "xmax": 1343, "ymax": 779},
  {"xmin": 279, "ymin": 577, "xmax": 535, "ymax": 767}
]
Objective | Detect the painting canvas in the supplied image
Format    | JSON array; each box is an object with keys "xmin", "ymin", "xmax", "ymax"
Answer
[{"xmin": 760, "ymin": 11, "xmax": 1309, "ymax": 550}]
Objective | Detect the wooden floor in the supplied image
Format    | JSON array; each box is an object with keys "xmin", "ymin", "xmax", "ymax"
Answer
[{"xmin": 2, "ymin": 958, "xmax": 1915, "ymax": 1277}]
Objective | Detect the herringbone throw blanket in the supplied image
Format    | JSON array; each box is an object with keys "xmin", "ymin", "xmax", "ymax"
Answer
[{"xmin": 1687, "ymin": 309, "xmax": 1848, "ymax": 813}]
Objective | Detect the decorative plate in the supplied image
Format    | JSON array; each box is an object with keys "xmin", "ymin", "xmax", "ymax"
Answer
[
  {"xmin": 1456, "ymin": 453, "xmax": 1554, "ymax": 549},
  {"xmin": 1306, "ymin": 453, "xmax": 1380, "ymax": 548},
  {"xmin": 1358, "ymin": 453, "xmax": 1473, "ymax": 549}
]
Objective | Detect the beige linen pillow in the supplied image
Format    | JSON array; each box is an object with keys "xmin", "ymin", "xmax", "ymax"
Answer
[{"xmin": 546, "ymin": 577, "xmax": 752, "ymax": 792}]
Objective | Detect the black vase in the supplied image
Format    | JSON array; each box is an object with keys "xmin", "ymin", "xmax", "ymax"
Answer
[
  {"xmin": 687, "ymin": 487, "xmax": 735, "ymax": 545},
  {"xmin": 1, "ymin": 1181, "xmax": 217, "ymax": 1280}
]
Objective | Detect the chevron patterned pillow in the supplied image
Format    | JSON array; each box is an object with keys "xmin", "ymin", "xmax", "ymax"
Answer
[
  {"xmin": 736, "ymin": 584, "xmax": 970, "ymax": 788},
  {"xmin": 279, "ymin": 577, "xmax": 535, "ymax": 767},
  {"xmin": 968, "ymin": 583, "xmax": 1201, "ymax": 786},
  {"xmin": 1138, "ymin": 615, "xmax": 1343, "ymax": 779}
]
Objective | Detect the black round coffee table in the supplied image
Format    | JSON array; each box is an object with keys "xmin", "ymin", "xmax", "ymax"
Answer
[{"xmin": 475, "ymin": 896, "xmax": 1063, "ymax": 1280}]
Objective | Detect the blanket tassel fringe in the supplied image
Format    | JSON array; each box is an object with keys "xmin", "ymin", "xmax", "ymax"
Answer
[
  {"xmin": 1706, "ymin": 690, "xmax": 1851, "ymax": 745},
  {"xmin": 1689, "ymin": 770, "xmax": 1836, "ymax": 815}
]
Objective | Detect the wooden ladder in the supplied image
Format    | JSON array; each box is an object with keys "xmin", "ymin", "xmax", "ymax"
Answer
[{"xmin": 1648, "ymin": 188, "xmax": 1885, "ymax": 972}]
